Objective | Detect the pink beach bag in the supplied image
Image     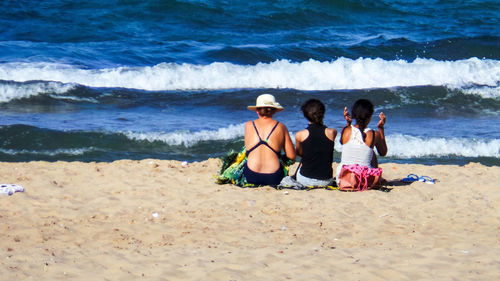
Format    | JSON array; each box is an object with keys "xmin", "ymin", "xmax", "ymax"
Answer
[{"xmin": 338, "ymin": 164, "xmax": 382, "ymax": 191}]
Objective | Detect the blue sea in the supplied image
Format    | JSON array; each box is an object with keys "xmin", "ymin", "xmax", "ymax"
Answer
[{"xmin": 0, "ymin": 0, "xmax": 499, "ymax": 165}]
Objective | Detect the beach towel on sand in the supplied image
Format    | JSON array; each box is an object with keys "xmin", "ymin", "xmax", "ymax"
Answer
[
  {"xmin": 0, "ymin": 184, "xmax": 25, "ymax": 196},
  {"xmin": 216, "ymin": 147, "xmax": 294, "ymax": 187}
]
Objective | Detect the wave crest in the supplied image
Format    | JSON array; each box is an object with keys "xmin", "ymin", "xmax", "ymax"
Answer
[
  {"xmin": 0, "ymin": 81, "xmax": 77, "ymax": 103},
  {"xmin": 0, "ymin": 58, "xmax": 498, "ymax": 97},
  {"xmin": 124, "ymin": 124, "xmax": 499, "ymax": 158},
  {"xmin": 384, "ymin": 134, "xmax": 500, "ymax": 158},
  {"xmin": 123, "ymin": 123, "xmax": 245, "ymax": 147},
  {"xmin": 0, "ymin": 147, "xmax": 95, "ymax": 156}
]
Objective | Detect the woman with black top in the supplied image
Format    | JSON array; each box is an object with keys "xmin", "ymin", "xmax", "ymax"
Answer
[{"xmin": 295, "ymin": 99, "xmax": 337, "ymax": 186}]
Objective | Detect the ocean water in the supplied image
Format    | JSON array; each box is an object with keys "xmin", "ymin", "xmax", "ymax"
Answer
[{"xmin": 0, "ymin": 0, "xmax": 499, "ymax": 165}]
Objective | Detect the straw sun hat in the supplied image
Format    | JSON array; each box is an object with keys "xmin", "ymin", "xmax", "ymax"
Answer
[{"xmin": 247, "ymin": 94, "xmax": 284, "ymax": 112}]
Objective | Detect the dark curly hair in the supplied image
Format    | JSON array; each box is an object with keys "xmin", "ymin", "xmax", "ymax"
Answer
[{"xmin": 301, "ymin": 99, "xmax": 325, "ymax": 125}]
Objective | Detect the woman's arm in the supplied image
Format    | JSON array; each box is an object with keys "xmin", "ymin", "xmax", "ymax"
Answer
[
  {"xmin": 295, "ymin": 130, "xmax": 307, "ymax": 157},
  {"xmin": 374, "ymin": 112, "xmax": 388, "ymax": 156},
  {"xmin": 283, "ymin": 125, "xmax": 296, "ymax": 161},
  {"xmin": 340, "ymin": 107, "xmax": 352, "ymax": 144},
  {"xmin": 244, "ymin": 121, "xmax": 253, "ymax": 149}
]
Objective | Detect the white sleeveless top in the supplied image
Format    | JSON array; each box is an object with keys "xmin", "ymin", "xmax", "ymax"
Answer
[{"xmin": 336, "ymin": 125, "xmax": 374, "ymax": 178}]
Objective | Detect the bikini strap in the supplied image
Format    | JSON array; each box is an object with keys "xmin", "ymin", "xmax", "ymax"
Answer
[
  {"xmin": 265, "ymin": 121, "xmax": 280, "ymax": 141},
  {"xmin": 247, "ymin": 121, "xmax": 281, "ymax": 156},
  {"xmin": 252, "ymin": 121, "xmax": 280, "ymax": 141},
  {"xmin": 251, "ymin": 121, "xmax": 262, "ymax": 141}
]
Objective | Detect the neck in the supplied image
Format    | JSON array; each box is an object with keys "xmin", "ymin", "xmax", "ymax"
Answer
[{"xmin": 258, "ymin": 116, "xmax": 274, "ymax": 120}]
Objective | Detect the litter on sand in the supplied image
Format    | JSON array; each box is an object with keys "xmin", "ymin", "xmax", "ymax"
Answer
[{"xmin": 0, "ymin": 184, "xmax": 25, "ymax": 196}]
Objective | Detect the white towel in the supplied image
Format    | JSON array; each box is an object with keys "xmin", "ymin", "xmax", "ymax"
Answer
[{"xmin": 0, "ymin": 184, "xmax": 25, "ymax": 196}]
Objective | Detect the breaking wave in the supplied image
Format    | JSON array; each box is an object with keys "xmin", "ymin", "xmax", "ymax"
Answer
[{"xmin": 0, "ymin": 58, "xmax": 498, "ymax": 102}]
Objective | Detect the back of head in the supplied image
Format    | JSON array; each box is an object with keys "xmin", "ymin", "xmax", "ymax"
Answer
[
  {"xmin": 301, "ymin": 99, "xmax": 325, "ymax": 125},
  {"xmin": 257, "ymin": 107, "xmax": 277, "ymax": 118},
  {"xmin": 351, "ymin": 99, "xmax": 374, "ymax": 130}
]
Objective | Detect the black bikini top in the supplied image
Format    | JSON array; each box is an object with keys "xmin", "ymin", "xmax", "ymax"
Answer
[{"xmin": 246, "ymin": 121, "xmax": 280, "ymax": 156}]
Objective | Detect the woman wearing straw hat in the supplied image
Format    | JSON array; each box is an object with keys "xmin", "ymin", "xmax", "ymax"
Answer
[{"xmin": 244, "ymin": 94, "xmax": 296, "ymax": 186}]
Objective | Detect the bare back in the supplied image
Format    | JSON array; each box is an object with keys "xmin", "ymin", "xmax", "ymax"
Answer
[{"xmin": 245, "ymin": 118, "xmax": 295, "ymax": 173}]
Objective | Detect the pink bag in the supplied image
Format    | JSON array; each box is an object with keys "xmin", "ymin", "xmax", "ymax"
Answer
[{"xmin": 338, "ymin": 164, "xmax": 382, "ymax": 191}]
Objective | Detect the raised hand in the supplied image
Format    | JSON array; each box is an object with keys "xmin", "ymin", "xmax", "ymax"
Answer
[
  {"xmin": 377, "ymin": 112, "xmax": 386, "ymax": 129},
  {"xmin": 344, "ymin": 107, "xmax": 352, "ymax": 125}
]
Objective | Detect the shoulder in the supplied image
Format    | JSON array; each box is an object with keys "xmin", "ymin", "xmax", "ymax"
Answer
[
  {"xmin": 342, "ymin": 125, "xmax": 352, "ymax": 133},
  {"xmin": 245, "ymin": 120, "xmax": 257, "ymax": 133},
  {"xmin": 366, "ymin": 128, "xmax": 375, "ymax": 138},
  {"xmin": 276, "ymin": 121, "xmax": 289, "ymax": 131},
  {"xmin": 295, "ymin": 129, "xmax": 308, "ymax": 142},
  {"xmin": 325, "ymin": 127, "xmax": 337, "ymax": 141},
  {"xmin": 340, "ymin": 125, "xmax": 351, "ymax": 144},
  {"xmin": 364, "ymin": 129, "xmax": 376, "ymax": 146}
]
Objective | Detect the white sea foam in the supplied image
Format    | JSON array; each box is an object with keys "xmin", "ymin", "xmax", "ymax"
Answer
[
  {"xmin": 452, "ymin": 85, "xmax": 499, "ymax": 99},
  {"xmin": 0, "ymin": 147, "xmax": 95, "ymax": 156},
  {"xmin": 0, "ymin": 81, "xmax": 77, "ymax": 103},
  {"xmin": 48, "ymin": 94, "xmax": 99, "ymax": 103},
  {"xmin": 0, "ymin": 58, "xmax": 498, "ymax": 97},
  {"xmin": 383, "ymin": 134, "xmax": 500, "ymax": 158},
  {"xmin": 123, "ymin": 123, "xmax": 245, "ymax": 147},
  {"xmin": 123, "ymin": 122, "xmax": 499, "ymax": 158}
]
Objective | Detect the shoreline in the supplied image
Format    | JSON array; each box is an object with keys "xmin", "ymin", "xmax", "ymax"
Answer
[{"xmin": 1, "ymin": 159, "xmax": 499, "ymax": 280}]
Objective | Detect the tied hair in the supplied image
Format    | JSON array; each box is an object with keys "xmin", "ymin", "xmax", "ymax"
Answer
[
  {"xmin": 351, "ymin": 99, "xmax": 374, "ymax": 139},
  {"xmin": 301, "ymin": 99, "xmax": 325, "ymax": 125}
]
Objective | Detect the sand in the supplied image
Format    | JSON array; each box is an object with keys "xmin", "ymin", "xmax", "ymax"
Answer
[{"xmin": 0, "ymin": 159, "xmax": 499, "ymax": 280}]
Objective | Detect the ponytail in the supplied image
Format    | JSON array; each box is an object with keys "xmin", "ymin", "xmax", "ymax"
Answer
[{"xmin": 351, "ymin": 99, "xmax": 374, "ymax": 138}]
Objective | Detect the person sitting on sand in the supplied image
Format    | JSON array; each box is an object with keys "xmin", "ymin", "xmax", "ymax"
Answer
[
  {"xmin": 336, "ymin": 99, "xmax": 387, "ymax": 179},
  {"xmin": 244, "ymin": 94, "xmax": 296, "ymax": 186},
  {"xmin": 295, "ymin": 99, "xmax": 336, "ymax": 186}
]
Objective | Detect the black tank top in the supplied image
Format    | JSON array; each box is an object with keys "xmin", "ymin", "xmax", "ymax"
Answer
[{"xmin": 300, "ymin": 124, "xmax": 334, "ymax": 180}]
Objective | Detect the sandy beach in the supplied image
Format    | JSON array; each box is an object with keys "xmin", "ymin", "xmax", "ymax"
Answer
[{"xmin": 0, "ymin": 159, "xmax": 499, "ymax": 280}]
